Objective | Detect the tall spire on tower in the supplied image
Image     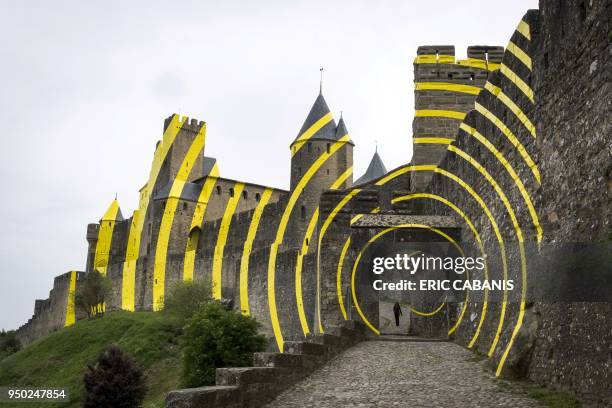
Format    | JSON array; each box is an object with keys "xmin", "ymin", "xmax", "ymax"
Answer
[{"xmin": 319, "ymin": 66, "xmax": 324, "ymax": 94}]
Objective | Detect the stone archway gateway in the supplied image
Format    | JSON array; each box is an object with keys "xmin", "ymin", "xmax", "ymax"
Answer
[{"xmin": 344, "ymin": 215, "xmax": 464, "ymax": 340}]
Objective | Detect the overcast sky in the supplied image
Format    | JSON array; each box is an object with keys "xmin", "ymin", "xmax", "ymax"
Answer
[{"xmin": 0, "ymin": 0, "xmax": 538, "ymax": 330}]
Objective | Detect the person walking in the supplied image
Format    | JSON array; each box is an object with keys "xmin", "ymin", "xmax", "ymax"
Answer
[{"xmin": 393, "ymin": 302, "xmax": 402, "ymax": 327}]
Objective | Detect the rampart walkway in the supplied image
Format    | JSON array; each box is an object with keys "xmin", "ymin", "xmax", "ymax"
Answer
[{"xmin": 266, "ymin": 340, "xmax": 538, "ymax": 407}]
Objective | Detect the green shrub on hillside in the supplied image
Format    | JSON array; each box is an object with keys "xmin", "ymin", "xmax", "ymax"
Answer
[
  {"xmin": 83, "ymin": 345, "xmax": 147, "ymax": 408},
  {"xmin": 0, "ymin": 330, "xmax": 20, "ymax": 360},
  {"xmin": 163, "ymin": 280, "xmax": 211, "ymax": 322},
  {"xmin": 181, "ymin": 302, "xmax": 266, "ymax": 387},
  {"xmin": 75, "ymin": 271, "xmax": 112, "ymax": 319}
]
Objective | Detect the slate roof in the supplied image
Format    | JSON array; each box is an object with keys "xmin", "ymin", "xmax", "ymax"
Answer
[
  {"xmin": 292, "ymin": 93, "xmax": 337, "ymax": 145},
  {"xmin": 354, "ymin": 150, "xmax": 387, "ymax": 185}
]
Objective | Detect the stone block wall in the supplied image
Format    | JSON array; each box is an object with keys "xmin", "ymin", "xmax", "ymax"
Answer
[
  {"xmin": 16, "ymin": 271, "xmax": 85, "ymax": 344},
  {"xmin": 410, "ymin": 1, "xmax": 611, "ymax": 404}
]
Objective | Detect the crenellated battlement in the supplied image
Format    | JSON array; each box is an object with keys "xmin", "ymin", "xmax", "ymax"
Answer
[
  {"xmin": 414, "ymin": 45, "xmax": 504, "ymax": 80},
  {"xmin": 163, "ymin": 114, "xmax": 205, "ymax": 134},
  {"xmin": 86, "ymin": 223, "xmax": 99, "ymax": 242}
]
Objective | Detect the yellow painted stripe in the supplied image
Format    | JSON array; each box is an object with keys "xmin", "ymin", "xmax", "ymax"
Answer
[
  {"xmin": 296, "ymin": 208, "xmax": 319, "ymax": 335},
  {"xmin": 500, "ymin": 64, "xmax": 534, "ymax": 103},
  {"xmin": 329, "ymin": 166, "xmax": 353, "ymax": 190},
  {"xmin": 391, "ymin": 193, "xmax": 490, "ymax": 347},
  {"xmin": 291, "ymin": 112, "xmax": 333, "ymax": 156},
  {"xmin": 153, "ymin": 126, "xmax": 206, "ymax": 311},
  {"xmin": 64, "ymin": 271, "xmax": 77, "ymax": 327},
  {"xmin": 460, "ymin": 123, "xmax": 542, "ymax": 243},
  {"xmin": 240, "ymin": 187, "xmax": 273, "ymax": 315},
  {"xmin": 183, "ymin": 163, "xmax": 220, "ymax": 281},
  {"xmin": 507, "ymin": 41, "xmax": 532, "ymax": 70},
  {"xmin": 415, "ymin": 110, "xmax": 467, "ymax": 120},
  {"xmin": 414, "ymin": 54, "xmax": 455, "ymax": 64},
  {"xmin": 474, "ymin": 103, "xmax": 540, "ymax": 183},
  {"xmin": 517, "ymin": 20, "xmax": 531, "ymax": 41},
  {"xmin": 374, "ymin": 164, "xmax": 510, "ymax": 345},
  {"xmin": 351, "ymin": 224, "xmax": 463, "ymax": 335},
  {"xmin": 434, "ymin": 166, "xmax": 511, "ymax": 350},
  {"xmin": 93, "ymin": 200, "xmax": 120, "ymax": 276},
  {"xmin": 296, "ymin": 167, "xmax": 352, "ymax": 334},
  {"xmin": 415, "ymin": 82, "xmax": 482, "ymax": 95},
  {"xmin": 212, "ymin": 182, "xmax": 245, "ymax": 300},
  {"xmin": 413, "ymin": 137, "xmax": 454, "ymax": 145},
  {"xmin": 445, "ymin": 146, "xmax": 528, "ymax": 374},
  {"xmin": 316, "ymin": 187, "xmax": 361, "ymax": 333},
  {"xmin": 336, "ymin": 237, "xmax": 352, "ymax": 320},
  {"xmin": 268, "ymin": 135, "xmax": 350, "ymax": 352},
  {"xmin": 484, "ymin": 82, "xmax": 536, "ymax": 138},
  {"xmin": 121, "ymin": 114, "xmax": 186, "ymax": 311},
  {"xmin": 414, "ymin": 55, "xmax": 499, "ymax": 71},
  {"xmin": 457, "ymin": 58, "xmax": 501, "ymax": 71},
  {"xmin": 375, "ymin": 164, "xmax": 437, "ymax": 186},
  {"xmin": 368, "ymin": 164, "xmax": 520, "ymax": 350},
  {"xmin": 407, "ymin": 300, "xmax": 446, "ymax": 317},
  {"xmin": 346, "ymin": 206, "xmax": 469, "ymax": 330}
]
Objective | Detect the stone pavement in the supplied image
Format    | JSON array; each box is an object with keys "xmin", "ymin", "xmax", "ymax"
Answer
[{"xmin": 266, "ymin": 340, "xmax": 538, "ymax": 407}]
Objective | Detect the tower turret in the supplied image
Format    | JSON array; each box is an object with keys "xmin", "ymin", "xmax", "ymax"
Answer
[
  {"xmin": 287, "ymin": 91, "xmax": 354, "ymax": 247},
  {"xmin": 355, "ymin": 148, "xmax": 387, "ymax": 185},
  {"xmin": 87, "ymin": 198, "xmax": 123, "ymax": 275}
]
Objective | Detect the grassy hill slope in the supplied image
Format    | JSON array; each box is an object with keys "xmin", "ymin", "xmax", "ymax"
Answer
[{"xmin": 0, "ymin": 312, "xmax": 183, "ymax": 408}]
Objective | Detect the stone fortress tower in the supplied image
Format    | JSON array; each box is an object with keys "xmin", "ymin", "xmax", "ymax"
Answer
[
  {"xmin": 15, "ymin": 2, "xmax": 612, "ymax": 404},
  {"xmin": 411, "ymin": 45, "xmax": 504, "ymax": 190},
  {"xmin": 287, "ymin": 92, "xmax": 354, "ymax": 248}
]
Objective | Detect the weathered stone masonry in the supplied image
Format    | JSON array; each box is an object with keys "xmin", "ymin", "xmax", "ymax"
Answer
[{"xmin": 15, "ymin": 0, "xmax": 610, "ymax": 405}]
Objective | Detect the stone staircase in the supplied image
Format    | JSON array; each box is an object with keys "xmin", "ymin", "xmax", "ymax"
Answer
[{"xmin": 166, "ymin": 320, "xmax": 368, "ymax": 408}]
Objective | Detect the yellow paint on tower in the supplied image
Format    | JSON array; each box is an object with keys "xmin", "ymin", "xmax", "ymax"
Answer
[
  {"xmin": 93, "ymin": 199, "xmax": 120, "ymax": 276},
  {"xmin": 212, "ymin": 182, "xmax": 245, "ymax": 300},
  {"xmin": 183, "ymin": 163, "xmax": 219, "ymax": 281},
  {"xmin": 240, "ymin": 187, "xmax": 274, "ymax": 315},
  {"xmin": 153, "ymin": 124, "xmax": 206, "ymax": 311},
  {"xmin": 121, "ymin": 114, "xmax": 186, "ymax": 311}
]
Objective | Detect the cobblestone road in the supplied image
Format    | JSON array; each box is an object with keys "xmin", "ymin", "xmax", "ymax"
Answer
[{"xmin": 266, "ymin": 341, "xmax": 538, "ymax": 407}]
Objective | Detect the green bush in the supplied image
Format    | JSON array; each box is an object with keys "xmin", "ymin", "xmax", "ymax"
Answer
[
  {"xmin": 0, "ymin": 330, "xmax": 20, "ymax": 360},
  {"xmin": 181, "ymin": 302, "xmax": 267, "ymax": 387},
  {"xmin": 163, "ymin": 280, "xmax": 212, "ymax": 323},
  {"xmin": 75, "ymin": 271, "xmax": 112, "ymax": 319},
  {"xmin": 83, "ymin": 344, "xmax": 147, "ymax": 408}
]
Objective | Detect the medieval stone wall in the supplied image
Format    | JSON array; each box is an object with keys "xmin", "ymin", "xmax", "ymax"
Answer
[
  {"xmin": 16, "ymin": 271, "xmax": 85, "ymax": 344},
  {"xmin": 409, "ymin": 1, "xmax": 610, "ymax": 404},
  {"xmin": 13, "ymin": 3, "xmax": 610, "ymax": 405}
]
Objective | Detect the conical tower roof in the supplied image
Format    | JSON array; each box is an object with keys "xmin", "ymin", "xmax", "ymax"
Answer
[
  {"xmin": 334, "ymin": 114, "xmax": 354, "ymax": 145},
  {"xmin": 291, "ymin": 93, "xmax": 338, "ymax": 153},
  {"xmin": 100, "ymin": 199, "xmax": 123, "ymax": 222},
  {"xmin": 354, "ymin": 149, "xmax": 387, "ymax": 185},
  {"xmin": 335, "ymin": 116, "xmax": 348, "ymax": 138}
]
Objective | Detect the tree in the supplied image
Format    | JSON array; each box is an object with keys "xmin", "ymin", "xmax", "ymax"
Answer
[
  {"xmin": 163, "ymin": 280, "xmax": 211, "ymax": 323},
  {"xmin": 83, "ymin": 345, "xmax": 147, "ymax": 408},
  {"xmin": 0, "ymin": 330, "xmax": 21, "ymax": 359},
  {"xmin": 181, "ymin": 302, "xmax": 267, "ymax": 387},
  {"xmin": 75, "ymin": 271, "xmax": 111, "ymax": 319}
]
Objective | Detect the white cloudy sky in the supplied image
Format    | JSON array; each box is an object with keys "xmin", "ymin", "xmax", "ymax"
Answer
[{"xmin": 0, "ymin": 0, "xmax": 537, "ymax": 330}]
